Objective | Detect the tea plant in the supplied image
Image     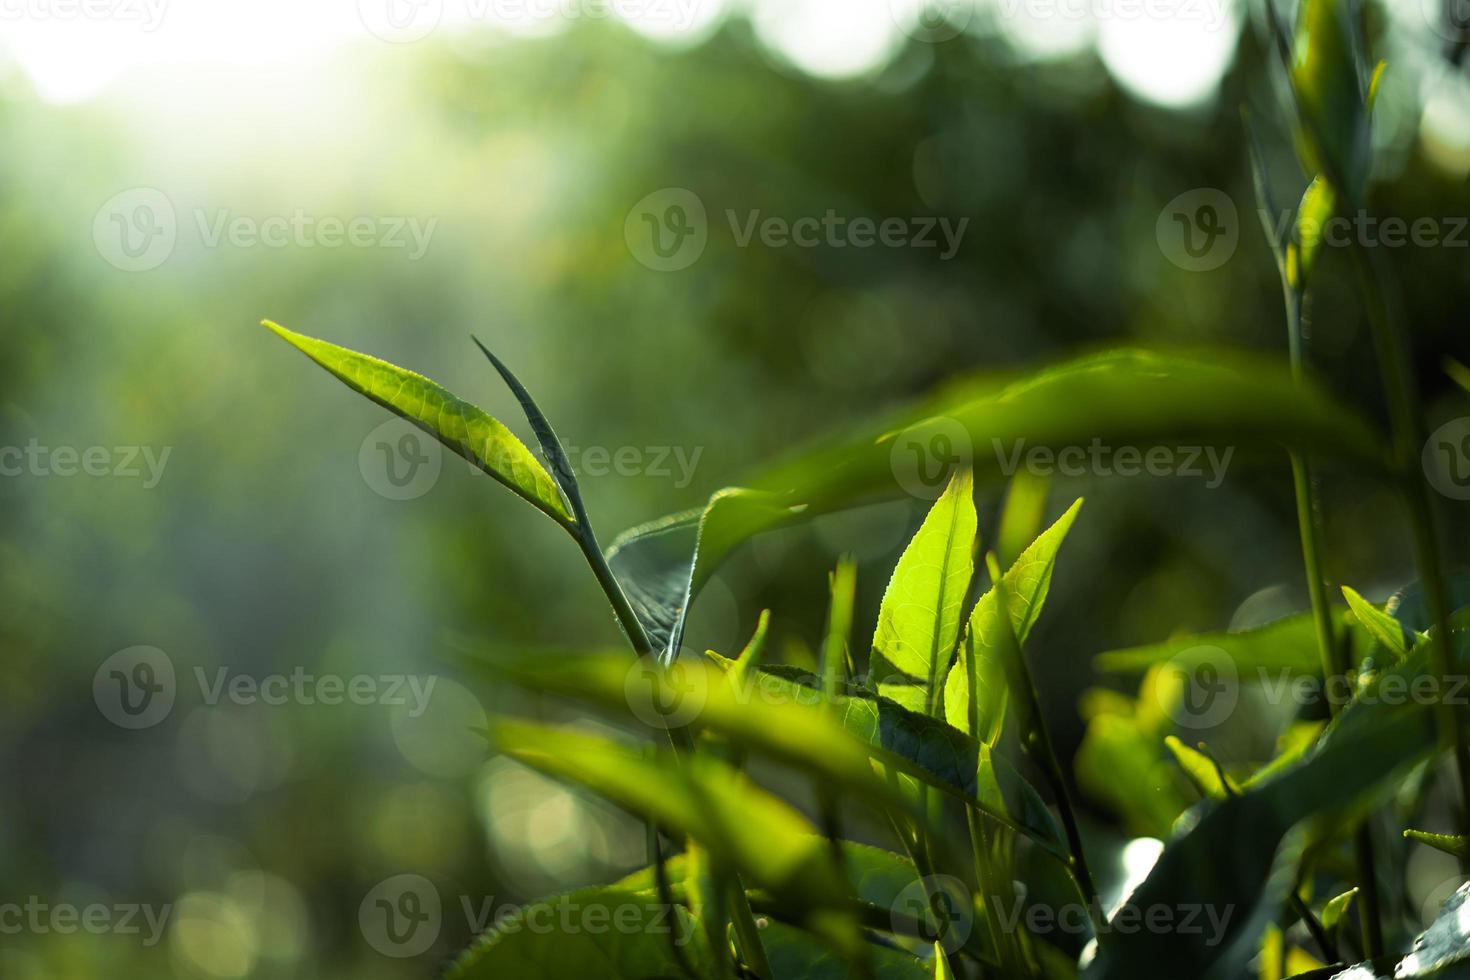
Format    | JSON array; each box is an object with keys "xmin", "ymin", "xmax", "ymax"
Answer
[{"xmin": 262, "ymin": 0, "xmax": 1470, "ymax": 976}]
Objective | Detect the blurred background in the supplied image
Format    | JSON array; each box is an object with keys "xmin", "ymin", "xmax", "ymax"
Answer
[{"xmin": 1, "ymin": 0, "xmax": 1468, "ymax": 976}]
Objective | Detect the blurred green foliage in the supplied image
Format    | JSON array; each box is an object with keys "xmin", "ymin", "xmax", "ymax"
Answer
[{"xmin": 0, "ymin": 9, "xmax": 1467, "ymax": 978}]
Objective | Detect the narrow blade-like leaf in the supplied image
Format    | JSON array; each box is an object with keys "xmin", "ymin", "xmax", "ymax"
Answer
[
  {"xmin": 943, "ymin": 499, "xmax": 1082, "ymax": 740},
  {"xmin": 262, "ymin": 321, "xmax": 573, "ymax": 527}
]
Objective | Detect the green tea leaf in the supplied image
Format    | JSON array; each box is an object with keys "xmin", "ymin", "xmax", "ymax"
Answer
[
  {"xmin": 944, "ymin": 499, "xmax": 1082, "ymax": 741},
  {"xmin": 1403, "ymin": 829, "xmax": 1470, "ymax": 860},
  {"xmin": 1289, "ymin": 176, "xmax": 1336, "ymax": 292},
  {"xmin": 470, "ymin": 335, "xmax": 583, "ymax": 520},
  {"xmin": 1446, "ymin": 358, "xmax": 1470, "ymax": 395},
  {"xmin": 822, "ymin": 558, "xmax": 858, "ymax": 705},
  {"xmin": 605, "ymin": 489, "xmax": 801, "ymax": 662},
  {"xmin": 1083, "ymin": 641, "xmax": 1446, "ymax": 980},
  {"xmin": 1093, "ymin": 610, "xmax": 1358, "ymax": 676},
  {"xmin": 444, "ymin": 887, "xmax": 709, "ymax": 980},
  {"xmin": 749, "ymin": 662, "xmax": 1068, "ymax": 859},
  {"xmin": 468, "ymin": 646, "xmax": 1043, "ymax": 855},
  {"xmin": 1397, "ymin": 883, "xmax": 1470, "ymax": 977},
  {"xmin": 995, "ymin": 472, "xmax": 1050, "ymax": 570},
  {"xmin": 934, "ymin": 943, "xmax": 955, "ymax": 980},
  {"xmin": 1319, "ymin": 887, "xmax": 1358, "ymax": 933},
  {"xmin": 616, "ymin": 839, "xmax": 918, "ymax": 912},
  {"xmin": 1343, "ymin": 585, "xmax": 1411, "ymax": 661},
  {"xmin": 1164, "ymin": 736, "xmax": 1232, "ymax": 801},
  {"xmin": 487, "ymin": 719, "xmax": 862, "ymax": 957},
  {"xmin": 1290, "ymin": 0, "xmax": 1370, "ymax": 193},
  {"xmin": 870, "ymin": 470, "xmax": 977, "ymax": 714},
  {"xmin": 731, "ymin": 608, "xmax": 772, "ymax": 690},
  {"xmin": 760, "ymin": 922, "xmax": 930, "ymax": 980},
  {"xmin": 262, "ymin": 321, "xmax": 573, "ymax": 527},
  {"xmin": 608, "ymin": 349, "xmax": 1383, "ymax": 664}
]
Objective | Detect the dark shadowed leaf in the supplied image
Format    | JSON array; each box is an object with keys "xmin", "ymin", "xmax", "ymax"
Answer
[
  {"xmin": 1083, "ymin": 639, "xmax": 1448, "ymax": 980},
  {"xmin": 444, "ymin": 887, "xmax": 708, "ymax": 980},
  {"xmin": 761, "ymin": 922, "xmax": 930, "ymax": 980}
]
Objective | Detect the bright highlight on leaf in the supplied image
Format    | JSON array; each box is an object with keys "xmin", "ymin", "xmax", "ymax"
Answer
[{"xmin": 870, "ymin": 470, "xmax": 976, "ymax": 714}]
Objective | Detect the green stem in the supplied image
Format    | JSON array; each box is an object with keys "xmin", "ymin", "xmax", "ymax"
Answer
[
  {"xmin": 1281, "ymin": 286, "xmax": 1385, "ymax": 957},
  {"xmin": 1345, "ymin": 218, "xmax": 1470, "ymax": 848},
  {"xmin": 571, "ymin": 519, "xmax": 655, "ymax": 658},
  {"xmin": 988, "ymin": 556, "xmax": 1104, "ymax": 939},
  {"xmin": 727, "ymin": 880, "xmax": 772, "ymax": 980}
]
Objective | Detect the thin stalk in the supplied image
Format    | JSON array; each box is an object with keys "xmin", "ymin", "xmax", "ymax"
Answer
[
  {"xmin": 570, "ymin": 513, "xmax": 655, "ymax": 657},
  {"xmin": 727, "ymin": 879, "xmax": 773, "ymax": 980},
  {"xmin": 1346, "ymin": 218, "xmax": 1470, "ymax": 846},
  {"xmin": 1281, "ymin": 286, "xmax": 1385, "ymax": 957}
]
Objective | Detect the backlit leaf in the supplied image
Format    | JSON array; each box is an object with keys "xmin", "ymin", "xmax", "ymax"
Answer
[
  {"xmin": 262, "ymin": 321, "xmax": 573, "ymax": 527},
  {"xmin": 870, "ymin": 470, "xmax": 977, "ymax": 714}
]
